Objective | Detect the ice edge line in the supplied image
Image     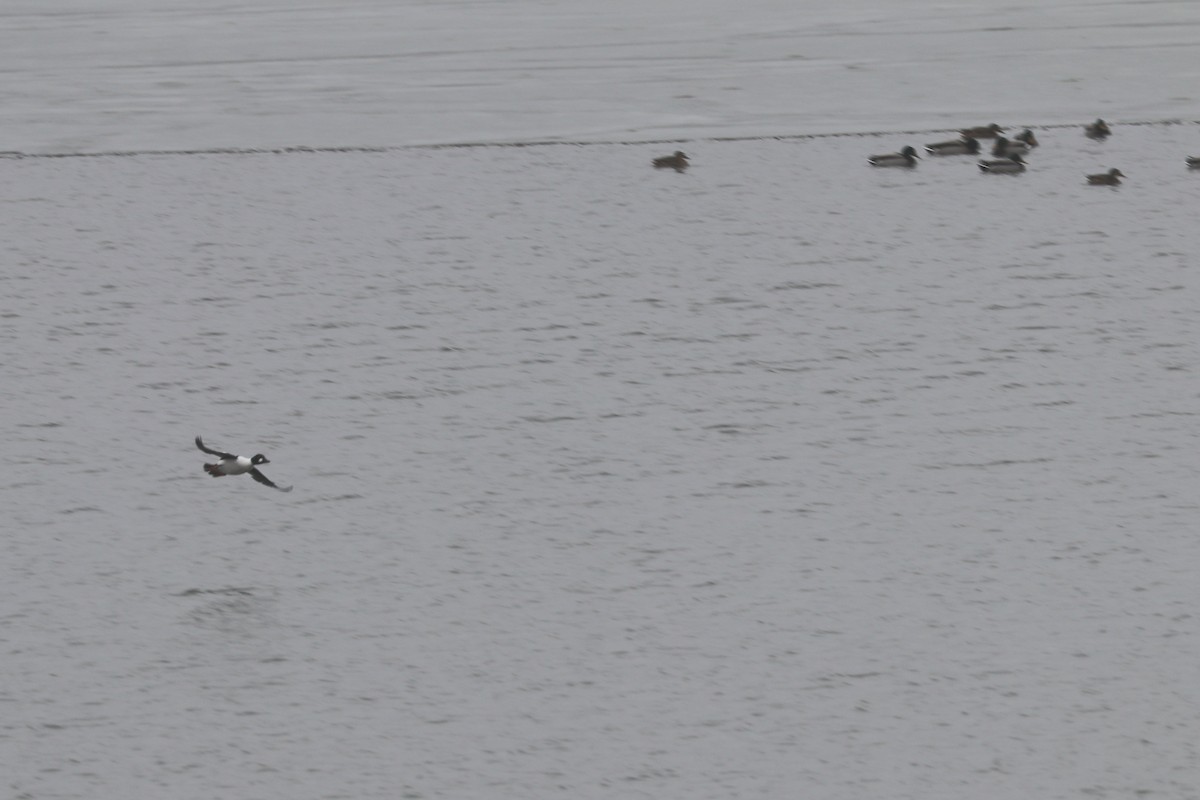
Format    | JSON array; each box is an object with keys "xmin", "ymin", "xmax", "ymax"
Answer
[{"xmin": 1, "ymin": 118, "xmax": 1195, "ymax": 160}]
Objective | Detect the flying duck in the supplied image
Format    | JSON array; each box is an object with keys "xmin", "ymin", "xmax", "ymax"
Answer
[
  {"xmin": 1084, "ymin": 119, "xmax": 1111, "ymax": 140},
  {"xmin": 652, "ymin": 151, "xmax": 689, "ymax": 172},
  {"xmin": 960, "ymin": 123, "xmax": 1004, "ymax": 139},
  {"xmin": 195, "ymin": 436, "xmax": 292, "ymax": 492},
  {"xmin": 1186, "ymin": 157, "xmax": 1200, "ymax": 169},
  {"xmin": 979, "ymin": 153, "xmax": 1026, "ymax": 174},
  {"xmin": 868, "ymin": 145, "xmax": 919, "ymax": 167},
  {"xmin": 1087, "ymin": 168, "xmax": 1124, "ymax": 185},
  {"xmin": 924, "ymin": 136, "xmax": 980, "ymax": 156}
]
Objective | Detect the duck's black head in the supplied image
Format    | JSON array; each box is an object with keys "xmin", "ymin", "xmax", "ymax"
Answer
[
  {"xmin": 900, "ymin": 146, "xmax": 918, "ymax": 158},
  {"xmin": 964, "ymin": 136, "xmax": 980, "ymax": 153},
  {"xmin": 252, "ymin": 454, "xmax": 270, "ymax": 465}
]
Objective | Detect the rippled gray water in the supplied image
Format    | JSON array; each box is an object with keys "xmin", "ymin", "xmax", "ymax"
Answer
[{"xmin": 5, "ymin": 128, "xmax": 1200, "ymax": 799}]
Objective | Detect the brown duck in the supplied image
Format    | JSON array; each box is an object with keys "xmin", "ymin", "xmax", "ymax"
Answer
[
  {"xmin": 1084, "ymin": 119, "xmax": 1111, "ymax": 140},
  {"xmin": 960, "ymin": 123, "xmax": 1004, "ymax": 139},
  {"xmin": 1087, "ymin": 168, "xmax": 1124, "ymax": 185},
  {"xmin": 1013, "ymin": 128, "xmax": 1039, "ymax": 148},
  {"xmin": 652, "ymin": 151, "xmax": 689, "ymax": 173}
]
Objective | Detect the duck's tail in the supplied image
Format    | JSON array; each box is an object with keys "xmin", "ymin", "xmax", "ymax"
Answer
[{"xmin": 203, "ymin": 463, "xmax": 223, "ymax": 477}]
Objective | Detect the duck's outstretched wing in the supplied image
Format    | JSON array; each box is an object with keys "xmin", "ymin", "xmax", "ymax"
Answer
[
  {"xmin": 195, "ymin": 436, "xmax": 237, "ymax": 459},
  {"xmin": 249, "ymin": 468, "xmax": 293, "ymax": 493}
]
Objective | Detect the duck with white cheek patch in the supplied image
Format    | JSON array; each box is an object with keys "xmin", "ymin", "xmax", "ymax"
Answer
[{"xmin": 196, "ymin": 435, "xmax": 293, "ymax": 492}]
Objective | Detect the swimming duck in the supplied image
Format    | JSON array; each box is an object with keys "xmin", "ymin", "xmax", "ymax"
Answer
[
  {"xmin": 960, "ymin": 123, "xmax": 1004, "ymax": 139},
  {"xmin": 1086, "ymin": 168, "xmax": 1124, "ymax": 185},
  {"xmin": 652, "ymin": 151, "xmax": 689, "ymax": 172},
  {"xmin": 1187, "ymin": 157, "xmax": 1200, "ymax": 169},
  {"xmin": 978, "ymin": 153, "xmax": 1026, "ymax": 174},
  {"xmin": 924, "ymin": 136, "xmax": 980, "ymax": 155},
  {"xmin": 991, "ymin": 136, "xmax": 1032, "ymax": 158},
  {"xmin": 1084, "ymin": 119, "xmax": 1111, "ymax": 140},
  {"xmin": 195, "ymin": 435, "xmax": 292, "ymax": 492},
  {"xmin": 1014, "ymin": 128, "xmax": 1039, "ymax": 148},
  {"xmin": 868, "ymin": 145, "xmax": 919, "ymax": 167}
]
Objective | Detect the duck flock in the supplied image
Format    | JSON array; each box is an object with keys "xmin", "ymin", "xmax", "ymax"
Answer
[
  {"xmin": 652, "ymin": 119, "xmax": 1199, "ymax": 182},
  {"xmin": 865, "ymin": 118, "xmax": 1200, "ymax": 184}
]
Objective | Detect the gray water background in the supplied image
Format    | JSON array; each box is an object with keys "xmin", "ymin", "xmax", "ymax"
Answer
[{"xmin": 5, "ymin": 126, "xmax": 1200, "ymax": 798}]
